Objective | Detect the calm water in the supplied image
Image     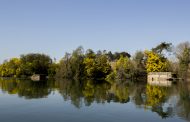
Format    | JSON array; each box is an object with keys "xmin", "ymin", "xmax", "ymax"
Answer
[{"xmin": 0, "ymin": 78, "xmax": 190, "ymax": 122}]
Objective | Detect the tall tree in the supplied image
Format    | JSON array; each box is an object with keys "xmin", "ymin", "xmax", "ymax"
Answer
[
  {"xmin": 133, "ymin": 51, "xmax": 146, "ymax": 72},
  {"xmin": 56, "ymin": 46, "xmax": 85, "ymax": 80},
  {"xmin": 70, "ymin": 46, "xmax": 85, "ymax": 80},
  {"xmin": 175, "ymin": 42, "xmax": 190, "ymax": 79},
  {"xmin": 152, "ymin": 42, "xmax": 172, "ymax": 55}
]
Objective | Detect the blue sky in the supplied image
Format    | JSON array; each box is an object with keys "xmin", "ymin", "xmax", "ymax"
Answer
[{"xmin": 0, "ymin": 0, "xmax": 189, "ymax": 62}]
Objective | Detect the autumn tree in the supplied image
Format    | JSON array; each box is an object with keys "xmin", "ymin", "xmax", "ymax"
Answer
[{"xmin": 145, "ymin": 51, "xmax": 169, "ymax": 73}]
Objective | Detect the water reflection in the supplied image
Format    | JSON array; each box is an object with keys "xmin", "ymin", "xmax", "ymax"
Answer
[
  {"xmin": 55, "ymin": 79, "xmax": 130, "ymax": 108},
  {"xmin": 177, "ymin": 82, "xmax": 190, "ymax": 121},
  {"xmin": 0, "ymin": 78, "xmax": 190, "ymax": 121},
  {"xmin": 0, "ymin": 78, "xmax": 54, "ymax": 99},
  {"xmin": 148, "ymin": 80, "xmax": 172, "ymax": 87},
  {"xmin": 145, "ymin": 84, "xmax": 172, "ymax": 118}
]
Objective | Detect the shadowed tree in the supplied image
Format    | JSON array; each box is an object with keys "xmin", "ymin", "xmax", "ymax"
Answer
[
  {"xmin": 20, "ymin": 53, "xmax": 52, "ymax": 76},
  {"xmin": 152, "ymin": 42, "xmax": 172, "ymax": 55},
  {"xmin": 175, "ymin": 42, "xmax": 190, "ymax": 79}
]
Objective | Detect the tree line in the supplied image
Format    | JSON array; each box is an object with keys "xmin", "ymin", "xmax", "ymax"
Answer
[{"xmin": 0, "ymin": 41, "xmax": 189, "ymax": 82}]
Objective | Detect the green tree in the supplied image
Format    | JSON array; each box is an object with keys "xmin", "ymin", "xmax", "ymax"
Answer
[
  {"xmin": 106, "ymin": 51, "xmax": 131, "ymax": 61},
  {"xmin": 132, "ymin": 51, "xmax": 146, "ymax": 77},
  {"xmin": 70, "ymin": 46, "xmax": 85, "ymax": 80},
  {"xmin": 56, "ymin": 47, "xmax": 85, "ymax": 80},
  {"xmin": 115, "ymin": 56, "xmax": 134, "ymax": 80},
  {"xmin": 56, "ymin": 53, "xmax": 72, "ymax": 79},
  {"xmin": 0, "ymin": 58, "xmax": 21, "ymax": 77},
  {"xmin": 106, "ymin": 56, "xmax": 134, "ymax": 83},
  {"xmin": 48, "ymin": 63, "xmax": 58, "ymax": 77},
  {"xmin": 83, "ymin": 51, "xmax": 111, "ymax": 80},
  {"xmin": 175, "ymin": 42, "xmax": 190, "ymax": 79},
  {"xmin": 152, "ymin": 42, "xmax": 172, "ymax": 55},
  {"xmin": 20, "ymin": 53, "xmax": 52, "ymax": 76}
]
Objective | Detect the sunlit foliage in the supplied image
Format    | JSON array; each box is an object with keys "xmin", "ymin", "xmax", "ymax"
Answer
[
  {"xmin": 83, "ymin": 51, "xmax": 111, "ymax": 80},
  {"xmin": 106, "ymin": 56, "xmax": 134, "ymax": 83},
  {"xmin": 0, "ymin": 58, "xmax": 21, "ymax": 77},
  {"xmin": 145, "ymin": 51, "xmax": 169, "ymax": 73}
]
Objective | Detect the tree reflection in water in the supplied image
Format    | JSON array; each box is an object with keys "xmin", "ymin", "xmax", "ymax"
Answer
[
  {"xmin": 1, "ymin": 78, "xmax": 190, "ymax": 121},
  {"xmin": 56, "ymin": 79, "xmax": 130, "ymax": 108},
  {"xmin": 177, "ymin": 82, "xmax": 190, "ymax": 121},
  {"xmin": 0, "ymin": 78, "xmax": 54, "ymax": 99}
]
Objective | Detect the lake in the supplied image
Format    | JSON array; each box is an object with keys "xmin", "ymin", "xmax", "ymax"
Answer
[{"xmin": 0, "ymin": 78, "xmax": 189, "ymax": 122}]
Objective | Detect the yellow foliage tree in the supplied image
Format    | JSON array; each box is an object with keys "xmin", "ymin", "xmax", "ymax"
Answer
[
  {"xmin": 0, "ymin": 58, "xmax": 21, "ymax": 77},
  {"xmin": 145, "ymin": 50, "xmax": 168, "ymax": 73}
]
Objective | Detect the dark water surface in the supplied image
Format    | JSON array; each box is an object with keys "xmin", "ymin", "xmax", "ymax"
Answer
[{"xmin": 0, "ymin": 78, "xmax": 189, "ymax": 122}]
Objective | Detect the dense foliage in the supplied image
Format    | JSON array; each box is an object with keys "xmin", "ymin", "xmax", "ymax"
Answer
[
  {"xmin": 0, "ymin": 42, "xmax": 189, "ymax": 121},
  {"xmin": 56, "ymin": 47, "xmax": 85, "ymax": 80},
  {"xmin": 106, "ymin": 56, "xmax": 134, "ymax": 83},
  {"xmin": 145, "ymin": 51, "xmax": 169, "ymax": 73},
  {"xmin": 83, "ymin": 51, "xmax": 111, "ymax": 80},
  {"xmin": 20, "ymin": 53, "xmax": 52, "ymax": 76},
  {"xmin": 0, "ymin": 54, "xmax": 53, "ymax": 78},
  {"xmin": 152, "ymin": 42, "xmax": 172, "ymax": 55},
  {"xmin": 175, "ymin": 42, "xmax": 190, "ymax": 79},
  {"xmin": 0, "ymin": 58, "xmax": 21, "ymax": 77},
  {"xmin": 0, "ymin": 41, "xmax": 189, "ymax": 82}
]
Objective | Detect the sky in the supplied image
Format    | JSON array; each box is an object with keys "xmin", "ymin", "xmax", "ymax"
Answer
[{"xmin": 0, "ymin": 0, "xmax": 190, "ymax": 62}]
